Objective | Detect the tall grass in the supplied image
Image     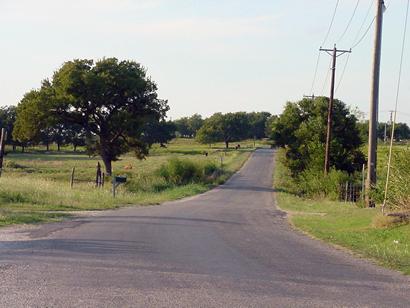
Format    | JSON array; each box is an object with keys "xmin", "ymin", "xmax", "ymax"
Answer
[
  {"xmin": 157, "ymin": 158, "xmax": 219, "ymax": 185},
  {"xmin": 274, "ymin": 149, "xmax": 351, "ymax": 199},
  {"xmin": 376, "ymin": 148, "xmax": 410, "ymax": 212},
  {"xmin": 0, "ymin": 138, "xmax": 252, "ymax": 226}
]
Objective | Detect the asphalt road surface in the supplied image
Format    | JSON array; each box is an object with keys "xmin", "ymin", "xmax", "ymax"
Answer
[{"xmin": 0, "ymin": 149, "xmax": 409, "ymax": 307}]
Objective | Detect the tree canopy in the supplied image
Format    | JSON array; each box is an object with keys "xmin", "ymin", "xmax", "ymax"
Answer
[
  {"xmin": 247, "ymin": 112, "xmax": 271, "ymax": 139},
  {"xmin": 14, "ymin": 58, "xmax": 169, "ymax": 175},
  {"xmin": 174, "ymin": 114, "xmax": 204, "ymax": 138},
  {"xmin": 269, "ymin": 97, "xmax": 365, "ymax": 175},
  {"xmin": 196, "ymin": 112, "xmax": 251, "ymax": 148},
  {"xmin": 0, "ymin": 106, "xmax": 17, "ymax": 147}
]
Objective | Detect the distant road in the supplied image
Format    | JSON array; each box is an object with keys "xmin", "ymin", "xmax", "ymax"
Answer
[{"xmin": 0, "ymin": 149, "xmax": 409, "ymax": 307}]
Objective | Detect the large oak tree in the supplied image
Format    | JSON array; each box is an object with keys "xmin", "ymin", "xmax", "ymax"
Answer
[{"xmin": 14, "ymin": 58, "xmax": 169, "ymax": 175}]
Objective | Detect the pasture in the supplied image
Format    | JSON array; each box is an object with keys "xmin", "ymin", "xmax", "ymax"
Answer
[{"xmin": 0, "ymin": 138, "xmax": 259, "ymax": 226}]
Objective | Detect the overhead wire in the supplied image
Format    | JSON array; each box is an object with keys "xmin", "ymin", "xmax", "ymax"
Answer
[
  {"xmin": 352, "ymin": 0, "xmax": 374, "ymax": 46},
  {"xmin": 309, "ymin": 0, "xmax": 340, "ymax": 96},
  {"xmin": 338, "ymin": 0, "xmax": 361, "ymax": 43},
  {"xmin": 335, "ymin": 53, "xmax": 350, "ymax": 94},
  {"xmin": 351, "ymin": 15, "xmax": 376, "ymax": 49},
  {"xmin": 322, "ymin": 0, "xmax": 341, "ymax": 47},
  {"xmin": 382, "ymin": 0, "xmax": 410, "ymax": 214},
  {"xmin": 336, "ymin": 0, "xmax": 376, "ymax": 94},
  {"xmin": 310, "ymin": 51, "xmax": 321, "ymax": 95},
  {"xmin": 321, "ymin": 56, "xmax": 333, "ymax": 96}
]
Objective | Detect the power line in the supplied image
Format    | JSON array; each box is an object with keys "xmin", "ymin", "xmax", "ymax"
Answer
[
  {"xmin": 310, "ymin": 51, "xmax": 321, "ymax": 95},
  {"xmin": 338, "ymin": 0, "xmax": 361, "ymax": 43},
  {"xmin": 382, "ymin": 0, "xmax": 410, "ymax": 213},
  {"xmin": 322, "ymin": 0, "xmax": 340, "ymax": 47},
  {"xmin": 333, "ymin": 1, "xmax": 373, "ymax": 94},
  {"xmin": 352, "ymin": 0, "xmax": 374, "ymax": 45},
  {"xmin": 321, "ymin": 56, "xmax": 333, "ymax": 95},
  {"xmin": 308, "ymin": 0, "xmax": 340, "ymax": 95},
  {"xmin": 335, "ymin": 52, "xmax": 351, "ymax": 93},
  {"xmin": 337, "ymin": 1, "xmax": 390, "ymax": 95},
  {"xmin": 351, "ymin": 15, "xmax": 376, "ymax": 49}
]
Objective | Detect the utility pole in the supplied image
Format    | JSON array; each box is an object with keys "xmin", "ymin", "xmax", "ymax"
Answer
[
  {"xmin": 320, "ymin": 45, "xmax": 351, "ymax": 175},
  {"xmin": 384, "ymin": 111, "xmax": 394, "ymax": 143},
  {"xmin": 384, "ymin": 122, "xmax": 387, "ymax": 143},
  {"xmin": 365, "ymin": 0, "xmax": 385, "ymax": 207}
]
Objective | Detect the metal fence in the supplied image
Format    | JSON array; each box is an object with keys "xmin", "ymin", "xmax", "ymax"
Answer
[{"xmin": 339, "ymin": 182, "xmax": 363, "ymax": 203}]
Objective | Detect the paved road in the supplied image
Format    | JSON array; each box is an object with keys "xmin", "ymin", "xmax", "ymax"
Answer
[{"xmin": 0, "ymin": 149, "xmax": 409, "ymax": 307}]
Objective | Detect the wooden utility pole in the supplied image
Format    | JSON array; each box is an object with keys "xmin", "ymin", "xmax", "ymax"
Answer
[
  {"xmin": 366, "ymin": 0, "xmax": 385, "ymax": 207},
  {"xmin": 384, "ymin": 111, "xmax": 394, "ymax": 142},
  {"xmin": 320, "ymin": 45, "xmax": 351, "ymax": 175},
  {"xmin": 384, "ymin": 122, "xmax": 387, "ymax": 143}
]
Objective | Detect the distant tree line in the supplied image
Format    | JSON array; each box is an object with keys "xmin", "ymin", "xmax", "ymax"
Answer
[
  {"xmin": 195, "ymin": 112, "xmax": 273, "ymax": 148},
  {"xmin": 357, "ymin": 121, "xmax": 410, "ymax": 142},
  {"xmin": 5, "ymin": 58, "xmax": 409, "ymax": 177},
  {"xmin": 171, "ymin": 112, "xmax": 275, "ymax": 148}
]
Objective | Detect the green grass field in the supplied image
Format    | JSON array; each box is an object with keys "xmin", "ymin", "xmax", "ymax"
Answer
[
  {"xmin": 274, "ymin": 148, "xmax": 410, "ymax": 275},
  {"xmin": 0, "ymin": 138, "xmax": 258, "ymax": 227}
]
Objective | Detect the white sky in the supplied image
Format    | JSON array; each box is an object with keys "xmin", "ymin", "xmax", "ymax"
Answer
[{"xmin": 0, "ymin": 0, "xmax": 409, "ymax": 124}]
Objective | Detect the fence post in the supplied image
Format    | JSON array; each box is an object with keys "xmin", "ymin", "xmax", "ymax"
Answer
[
  {"xmin": 345, "ymin": 182, "xmax": 349, "ymax": 203},
  {"xmin": 0, "ymin": 128, "xmax": 6, "ymax": 177},
  {"xmin": 96, "ymin": 162, "xmax": 102, "ymax": 187},
  {"xmin": 361, "ymin": 164, "xmax": 365, "ymax": 200},
  {"xmin": 70, "ymin": 167, "xmax": 75, "ymax": 188}
]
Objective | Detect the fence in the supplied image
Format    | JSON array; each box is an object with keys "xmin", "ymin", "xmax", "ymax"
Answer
[
  {"xmin": 70, "ymin": 162, "xmax": 105, "ymax": 188},
  {"xmin": 339, "ymin": 182, "xmax": 363, "ymax": 203}
]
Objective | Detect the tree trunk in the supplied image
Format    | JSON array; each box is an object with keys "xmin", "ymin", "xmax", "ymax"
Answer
[
  {"xmin": 102, "ymin": 156, "xmax": 112, "ymax": 176},
  {"xmin": 57, "ymin": 142, "xmax": 61, "ymax": 151},
  {"xmin": 12, "ymin": 144, "xmax": 16, "ymax": 151},
  {"xmin": 46, "ymin": 142, "xmax": 49, "ymax": 151},
  {"xmin": 21, "ymin": 146, "xmax": 25, "ymax": 153},
  {"xmin": 225, "ymin": 141, "xmax": 229, "ymax": 149},
  {"xmin": 73, "ymin": 144, "xmax": 77, "ymax": 152}
]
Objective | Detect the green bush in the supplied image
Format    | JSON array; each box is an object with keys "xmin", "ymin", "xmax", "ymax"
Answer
[
  {"xmin": 157, "ymin": 158, "xmax": 221, "ymax": 185},
  {"xmin": 203, "ymin": 162, "xmax": 218, "ymax": 176},
  {"xmin": 297, "ymin": 168, "xmax": 350, "ymax": 200},
  {"xmin": 157, "ymin": 158, "xmax": 201, "ymax": 185},
  {"xmin": 275, "ymin": 148, "xmax": 352, "ymax": 199}
]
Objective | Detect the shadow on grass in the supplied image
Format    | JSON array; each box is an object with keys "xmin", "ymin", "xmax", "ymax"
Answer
[{"xmin": 7, "ymin": 152, "xmax": 96, "ymax": 161}]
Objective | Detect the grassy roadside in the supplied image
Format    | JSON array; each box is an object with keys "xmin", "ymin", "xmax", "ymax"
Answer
[
  {"xmin": 0, "ymin": 138, "xmax": 255, "ymax": 227},
  {"xmin": 274, "ymin": 149, "xmax": 410, "ymax": 275}
]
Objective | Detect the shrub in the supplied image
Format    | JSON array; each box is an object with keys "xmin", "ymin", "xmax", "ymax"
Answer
[
  {"xmin": 296, "ymin": 168, "xmax": 350, "ymax": 199},
  {"xmin": 157, "ymin": 158, "xmax": 201, "ymax": 185},
  {"xmin": 157, "ymin": 158, "xmax": 221, "ymax": 186}
]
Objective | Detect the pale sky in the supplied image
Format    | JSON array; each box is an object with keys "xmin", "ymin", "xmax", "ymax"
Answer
[{"xmin": 0, "ymin": 0, "xmax": 409, "ymax": 124}]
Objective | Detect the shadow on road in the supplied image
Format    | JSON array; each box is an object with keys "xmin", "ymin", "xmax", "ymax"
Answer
[{"xmin": 0, "ymin": 239, "xmax": 155, "ymax": 256}]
